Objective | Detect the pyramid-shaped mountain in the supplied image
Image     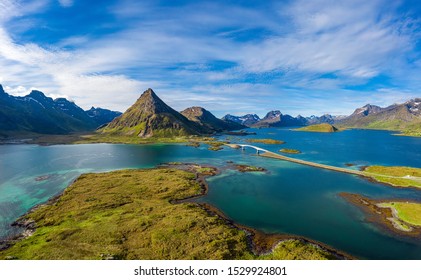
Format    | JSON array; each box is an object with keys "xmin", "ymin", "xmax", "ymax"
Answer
[
  {"xmin": 102, "ymin": 89, "xmax": 206, "ymax": 137},
  {"xmin": 181, "ymin": 106, "xmax": 245, "ymax": 133}
]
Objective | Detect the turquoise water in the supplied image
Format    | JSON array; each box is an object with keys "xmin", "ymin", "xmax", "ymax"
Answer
[{"xmin": 1, "ymin": 129, "xmax": 421, "ymax": 259}]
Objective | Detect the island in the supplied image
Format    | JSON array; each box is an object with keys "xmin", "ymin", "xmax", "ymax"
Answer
[
  {"xmin": 279, "ymin": 148, "xmax": 301, "ymax": 154},
  {"xmin": 340, "ymin": 193, "xmax": 421, "ymax": 237},
  {"xmin": 207, "ymin": 141, "xmax": 226, "ymax": 151},
  {"xmin": 0, "ymin": 164, "xmax": 343, "ymax": 260},
  {"xmin": 295, "ymin": 124, "xmax": 339, "ymax": 133},
  {"xmin": 233, "ymin": 164, "xmax": 267, "ymax": 173}
]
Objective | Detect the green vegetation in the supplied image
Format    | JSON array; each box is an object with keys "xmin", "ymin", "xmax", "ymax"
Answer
[
  {"xmin": 260, "ymin": 240, "xmax": 335, "ymax": 260},
  {"xmin": 363, "ymin": 166, "xmax": 421, "ymax": 189},
  {"xmin": 401, "ymin": 131, "xmax": 421, "ymax": 137},
  {"xmin": 279, "ymin": 148, "xmax": 301, "ymax": 154},
  {"xmin": 0, "ymin": 167, "xmax": 335, "ymax": 260},
  {"xmin": 364, "ymin": 119, "xmax": 404, "ymax": 130},
  {"xmin": 100, "ymin": 122, "xmax": 193, "ymax": 138},
  {"xmin": 378, "ymin": 202, "xmax": 421, "ymax": 227},
  {"xmin": 206, "ymin": 141, "xmax": 226, "ymax": 151},
  {"xmin": 246, "ymin": 139, "xmax": 285, "ymax": 144},
  {"xmin": 234, "ymin": 165, "xmax": 266, "ymax": 173},
  {"xmin": 340, "ymin": 193, "xmax": 421, "ymax": 235},
  {"xmin": 399, "ymin": 125, "xmax": 421, "ymax": 137},
  {"xmin": 339, "ymin": 109, "xmax": 421, "ymax": 136},
  {"xmin": 295, "ymin": 124, "xmax": 338, "ymax": 133},
  {"xmin": 75, "ymin": 133, "xmax": 206, "ymax": 145},
  {"xmin": 0, "ymin": 168, "xmax": 248, "ymax": 260}
]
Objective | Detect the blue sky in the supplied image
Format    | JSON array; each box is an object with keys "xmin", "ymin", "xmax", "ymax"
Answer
[{"xmin": 1, "ymin": 0, "xmax": 421, "ymax": 117}]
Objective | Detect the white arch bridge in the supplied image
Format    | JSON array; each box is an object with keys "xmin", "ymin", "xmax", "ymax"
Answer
[
  {"xmin": 225, "ymin": 144, "xmax": 270, "ymax": 155},
  {"xmin": 225, "ymin": 143, "xmax": 364, "ymax": 176}
]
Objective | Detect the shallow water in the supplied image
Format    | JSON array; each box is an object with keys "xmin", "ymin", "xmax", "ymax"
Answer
[{"xmin": 1, "ymin": 129, "xmax": 421, "ymax": 259}]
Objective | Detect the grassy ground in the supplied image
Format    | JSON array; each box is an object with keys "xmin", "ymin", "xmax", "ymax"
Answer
[
  {"xmin": 75, "ymin": 133, "xmax": 203, "ymax": 145},
  {"xmin": 0, "ymin": 167, "xmax": 336, "ymax": 260},
  {"xmin": 279, "ymin": 148, "xmax": 301, "ymax": 154},
  {"xmin": 295, "ymin": 124, "xmax": 338, "ymax": 133},
  {"xmin": 378, "ymin": 202, "xmax": 421, "ymax": 226},
  {"xmin": 246, "ymin": 139, "xmax": 285, "ymax": 144},
  {"xmin": 259, "ymin": 240, "xmax": 334, "ymax": 260},
  {"xmin": 206, "ymin": 141, "xmax": 226, "ymax": 151},
  {"xmin": 363, "ymin": 166, "xmax": 421, "ymax": 189},
  {"xmin": 234, "ymin": 165, "xmax": 266, "ymax": 173},
  {"xmin": 401, "ymin": 130, "xmax": 421, "ymax": 137}
]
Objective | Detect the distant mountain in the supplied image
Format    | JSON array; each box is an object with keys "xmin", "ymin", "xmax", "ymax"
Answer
[
  {"xmin": 222, "ymin": 114, "xmax": 261, "ymax": 127},
  {"xmin": 253, "ymin": 110, "xmax": 305, "ymax": 127},
  {"xmin": 0, "ymin": 85, "xmax": 121, "ymax": 137},
  {"xmin": 0, "ymin": 87, "xmax": 84, "ymax": 135},
  {"xmin": 306, "ymin": 114, "xmax": 345, "ymax": 125},
  {"xmin": 86, "ymin": 107, "xmax": 122, "ymax": 127},
  {"xmin": 101, "ymin": 88, "xmax": 206, "ymax": 138},
  {"xmin": 351, "ymin": 104, "xmax": 384, "ymax": 117},
  {"xmin": 224, "ymin": 111, "xmax": 347, "ymax": 128},
  {"xmin": 181, "ymin": 106, "xmax": 245, "ymax": 133},
  {"xmin": 338, "ymin": 99, "xmax": 421, "ymax": 132}
]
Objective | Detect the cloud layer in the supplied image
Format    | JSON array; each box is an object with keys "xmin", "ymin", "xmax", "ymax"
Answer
[{"xmin": 0, "ymin": 0, "xmax": 420, "ymax": 117}]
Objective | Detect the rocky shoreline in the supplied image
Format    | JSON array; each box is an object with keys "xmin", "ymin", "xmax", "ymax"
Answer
[
  {"xmin": 169, "ymin": 163, "xmax": 352, "ymax": 259},
  {"xmin": 339, "ymin": 192, "xmax": 421, "ymax": 238}
]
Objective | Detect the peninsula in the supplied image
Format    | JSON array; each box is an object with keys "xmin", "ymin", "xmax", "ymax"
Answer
[
  {"xmin": 340, "ymin": 193, "xmax": 421, "ymax": 237},
  {"xmin": 0, "ymin": 164, "xmax": 340, "ymax": 260}
]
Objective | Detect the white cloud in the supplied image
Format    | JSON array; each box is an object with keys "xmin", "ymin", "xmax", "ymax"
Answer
[
  {"xmin": 0, "ymin": 0, "xmax": 18, "ymax": 22},
  {"xmin": 240, "ymin": 0, "xmax": 412, "ymax": 82},
  {"xmin": 0, "ymin": 0, "xmax": 49, "ymax": 22},
  {"xmin": 58, "ymin": 0, "xmax": 74, "ymax": 8},
  {"xmin": 0, "ymin": 26, "xmax": 151, "ymax": 111},
  {"xmin": 0, "ymin": 0, "xmax": 420, "ymax": 117},
  {"xmin": 3, "ymin": 85, "xmax": 33, "ymax": 96}
]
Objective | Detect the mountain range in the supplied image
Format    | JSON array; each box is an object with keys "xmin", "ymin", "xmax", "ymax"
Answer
[
  {"xmin": 337, "ymin": 99, "xmax": 421, "ymax": 133},
  {"xmin": 0, "ymin": 85, "xmax": 121, "ymax": 137},
  {"xmin": 223, "ymin": 99, "xmax": 420, "ymax": 133},
  {"xmin": 1, "ymin": 83, "xmax": 420, "ymax": 138},
  {"xmin": 223, "ymin": 111, "xmax": 345, "ymax": 128}
]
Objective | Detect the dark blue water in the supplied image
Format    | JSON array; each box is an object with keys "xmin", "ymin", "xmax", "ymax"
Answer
[{"xmin": 1, "ymin": 129, "xmax": 421, "ymax": 259}]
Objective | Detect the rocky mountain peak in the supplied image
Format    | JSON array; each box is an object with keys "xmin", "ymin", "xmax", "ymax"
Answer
[
  {"xmin": 133, "ymin": 88, "xmax": 174, "ymax": 115},
  {"xmin": 221, "ymin": 114, "xmax": 260, "ymax": 126},
  {"xmin": 28, "ymin": 90, "xmax": 53, "ymax": 103},
  {"xmin": 243, "ymin": 114, "xmax": 260, "ymax": 121},
  {"xmin": 182, "ymin": 106, "xmax": 206, "ymax": 115},
  {"xmin": 181, "ymin": 106, "xmax": 244, "ymax": 132},
  {"xmin": 263, "ymin": 110, "xmax": 282, "ymax": 120},
  {"xmin": 406, "ymin": 99, "xmax": 421, "ymax": 116},
  {"xmin": 0, "ymin": 84, "xmax": 5, "ymax": 95},
  {"xmin": 103, "ymin": 88, "xmax": 204, "ymax": 138},
  {"xmin": 352, "ymin": 104, "xmax": 383, "ymax": 116}
]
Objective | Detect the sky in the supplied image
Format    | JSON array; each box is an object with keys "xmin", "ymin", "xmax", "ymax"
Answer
[{"xmin": 1, "ymin": 0, "xmax": 421, "ymax": 118}]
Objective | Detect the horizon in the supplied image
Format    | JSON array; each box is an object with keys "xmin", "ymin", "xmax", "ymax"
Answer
[
  {"xmin": 1, "ymin": 0, "xmax": 421, "ymax": 117},
  {"xmin": 2, "ymin": 82, "xmax": 416, "ymax": 119}
]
